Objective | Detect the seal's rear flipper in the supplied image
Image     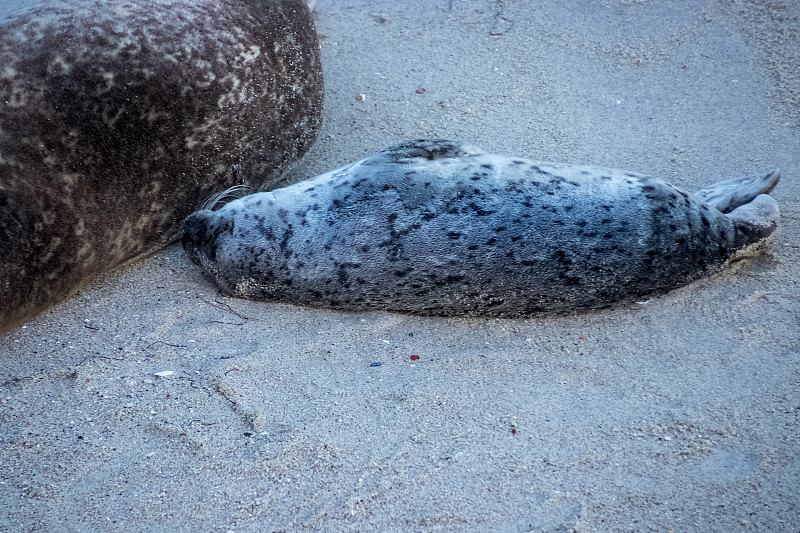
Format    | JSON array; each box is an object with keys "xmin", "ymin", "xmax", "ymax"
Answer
[
  {"xmin": 728, "ymin": 194, "xmax": 780, "ymax": 251},
  {"xmin": 693, "ymin": 170, "xmax": 780, "ymax": 213}
]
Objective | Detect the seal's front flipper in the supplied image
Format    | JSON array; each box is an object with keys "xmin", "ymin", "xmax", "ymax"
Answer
[
  {"xmin": 693, "ymin": 170, "xmax": 780, "ymax": 214},
  {"xmin": 379, "ymin": 139, "xmax": 485, "ymax": 162}
]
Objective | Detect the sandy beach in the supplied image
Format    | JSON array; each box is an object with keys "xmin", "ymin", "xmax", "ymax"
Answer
[{"xmin": 1, "ymin": 1, "xmax": 799, "ymax": 531}]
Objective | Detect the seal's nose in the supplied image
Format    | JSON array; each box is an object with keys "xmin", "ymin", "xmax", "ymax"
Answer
[
  {"xmin": 181, "ymin": 209, "xmax": 233, "ymax": 264},
  {"xmin": 181, "ymin": 209, "xmax": 214, "ymax": 250}
]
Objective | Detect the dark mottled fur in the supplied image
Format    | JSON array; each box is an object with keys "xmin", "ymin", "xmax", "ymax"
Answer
[
  {"xmin": 0, "ymin": 0, "xmax": 323, "ymax": 333},
  {"xmin": 183, "ymin": 140, "xmax": 780, "ymax": 316}
]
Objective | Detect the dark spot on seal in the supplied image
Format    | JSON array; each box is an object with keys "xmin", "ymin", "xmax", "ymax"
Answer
[
  {"xmin": 394, "ymin": 268, "xmax": 413, "ymax": 278},
  {"xmin": 554, "ymin": 251, "xmax": 571, "ymax": 265}
]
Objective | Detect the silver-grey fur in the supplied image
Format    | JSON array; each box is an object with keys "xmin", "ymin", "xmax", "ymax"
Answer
[
  {"xmin": 0, "ymin": 0, "xmax": 323, "ymax": 333},
  {"xmin": 182, "ymin": 140, "xmax": 781, "ymax": 316}
]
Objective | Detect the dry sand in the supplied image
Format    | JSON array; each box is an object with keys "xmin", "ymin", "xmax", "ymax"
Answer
[{"xmin": 2, "ymin": 1, "xmax": 799, "ymax": 531}]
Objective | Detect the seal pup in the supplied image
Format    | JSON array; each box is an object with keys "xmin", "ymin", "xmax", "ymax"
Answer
[
  {"xmin": 0, "ymin": 0, "xmax": 323, "ymax": 334},
  {"xmin": 182, "ymin": 139, "xmax": 781, "ymax": 317}
]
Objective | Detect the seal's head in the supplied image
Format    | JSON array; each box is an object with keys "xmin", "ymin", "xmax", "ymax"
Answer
[
  {"xmin": 182, "ymin": 183, "xmax": 252, "ymax": 278},
  {"xmin": 182, "ymin": 210, "xmax": 232, "ymax": 279}
]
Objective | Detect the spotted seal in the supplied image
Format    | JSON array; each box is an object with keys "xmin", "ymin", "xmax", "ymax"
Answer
[
  {"xmin": 182, "ymin": 139, "xmax": 781, "ymax": 316},
  {"xmin": 0, "ymin": 0, "xmax": 323, "ymax": 334}
]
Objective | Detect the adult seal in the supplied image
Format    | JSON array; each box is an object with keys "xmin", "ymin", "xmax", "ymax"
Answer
[
  {"xmin": 182, "ymin": 139, "xmax": 781, "ymax": 316},
  {"xmin": 0, "ymin": 0, "xmax": 323, "ymax": 334}
]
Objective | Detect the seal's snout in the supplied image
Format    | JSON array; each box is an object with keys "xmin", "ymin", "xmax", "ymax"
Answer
[
  {"xmin": 182, "ymin": 209, "xmax": 232, "ymax": 265},
  {"xmin": 181, "ymin": 210, "xmax": 214, "ymax": 249}
]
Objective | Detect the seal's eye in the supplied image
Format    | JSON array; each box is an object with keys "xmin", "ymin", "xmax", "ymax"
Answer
[{"xmin": 208, "ymin": 218, "xmax": 234, "ymax": 240}]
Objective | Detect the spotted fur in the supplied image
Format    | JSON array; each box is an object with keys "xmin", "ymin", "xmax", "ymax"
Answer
[
  {"xmin": 0, "ymin": 0, "xmax": 323, "ymax": 333},
  {"xmin": 182, "ymin": 140, "xmax": 781, "ymax": 316}
]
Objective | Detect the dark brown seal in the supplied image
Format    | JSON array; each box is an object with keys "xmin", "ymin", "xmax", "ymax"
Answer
[{"xmin": 0, "ymin": 0, "xmax": 323, "ymax": 334}]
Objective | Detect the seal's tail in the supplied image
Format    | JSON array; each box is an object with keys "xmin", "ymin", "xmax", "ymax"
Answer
[{"xmin": 692, "ymin": 170, "xmax": 780, "ymax": 214}]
